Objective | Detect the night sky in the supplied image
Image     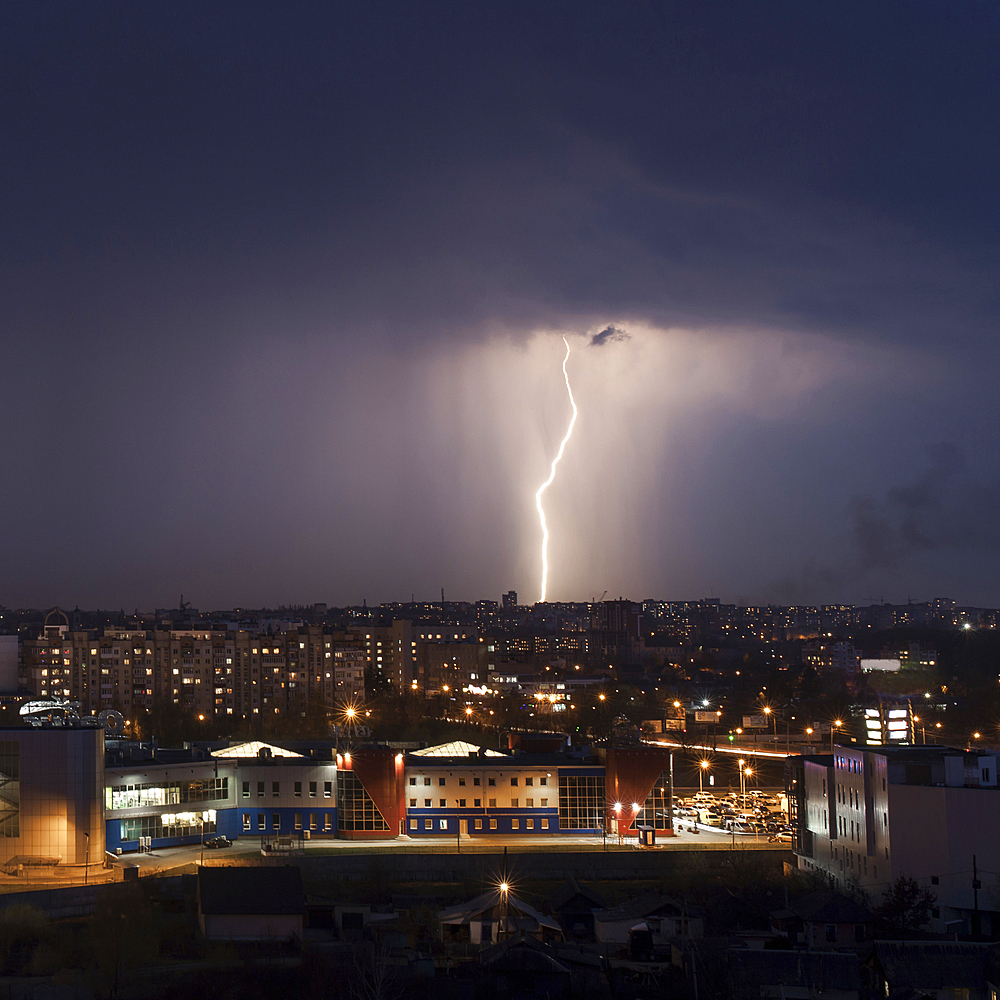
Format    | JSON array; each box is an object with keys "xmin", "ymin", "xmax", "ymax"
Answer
[{"xmin": 4, "ymin": 2, "xmax": 1000, "ymax": 610}]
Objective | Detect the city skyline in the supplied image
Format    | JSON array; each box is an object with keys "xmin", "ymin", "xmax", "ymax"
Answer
[{"xmin": 4, "ymin": 5, "xmax": 999, "ymax": 610}]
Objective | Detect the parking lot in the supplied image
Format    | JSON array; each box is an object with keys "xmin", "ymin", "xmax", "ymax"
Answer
[{"xmin": 671, "ymin": 787, "xmax": 792, "ymax": 841}]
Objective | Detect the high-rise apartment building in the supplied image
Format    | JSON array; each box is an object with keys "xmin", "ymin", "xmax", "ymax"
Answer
[{"xmin": 20, "ymin": 617, "xmax": 370, "ymax": 725}]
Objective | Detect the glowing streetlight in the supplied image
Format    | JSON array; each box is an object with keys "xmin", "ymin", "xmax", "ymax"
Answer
[
  {"xmin": 699, "ymin": 759, "xmax": 710, "ymax": 795},
  {"xmin": 599, "ymin": 693, "xmax": 606, "ymax": 702}
]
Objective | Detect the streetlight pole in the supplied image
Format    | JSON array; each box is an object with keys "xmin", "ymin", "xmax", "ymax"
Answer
[{"xmin": 83, "ymin": 832, "xmax": 89, "ymax": 885}]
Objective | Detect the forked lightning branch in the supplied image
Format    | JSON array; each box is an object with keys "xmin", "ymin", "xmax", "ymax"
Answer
[{"xmin": 534, "ymin": 336, "xmax": 578, "ymax": 603}]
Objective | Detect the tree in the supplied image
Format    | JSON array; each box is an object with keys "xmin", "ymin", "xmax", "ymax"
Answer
[
  {"xmin": 350, "ymin": 942, "xmax": 403, "ymax": 1000},
  {"xmin": 875, "ymin": 876, "xmax": 935, "ymax": 937},
  {"xmin": 88, "ymin": 883, "xmax": 157, "ymax": 999},
  {"xmin": 0, "ymin": 904, "xmax": 51, "ymax": 974}
]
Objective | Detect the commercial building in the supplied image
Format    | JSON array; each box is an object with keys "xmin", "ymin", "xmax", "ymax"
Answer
[
  {"xmin": 101, "ymin": 735, "xmax": 673, "ymax": 850},
  {"xmin": 105, "ymin": 740, "xmax": 339, "ymax": 852},
  {"xmin": 789, "ymin": 744, "xmax": 1000, "ymax": 936}
]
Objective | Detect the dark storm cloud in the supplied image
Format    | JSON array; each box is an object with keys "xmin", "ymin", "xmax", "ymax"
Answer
[
  {"xmin": 3, "ymin": 2, "xmax": 998, "ymax": 349},
  {"xmin": 849, "ymin": 444, "xmax": 1000, "ymax": 573},
  {"xmin": 2, "ymin": 1, "xmax": 1000, "ymax": 606},
  {"xmin": 590, "ymin": 326, "xmax": 630, "ymax": 348},
  {"xmin": 770, "ymin": 444, "xmax": 1000, "ymax": 601}
]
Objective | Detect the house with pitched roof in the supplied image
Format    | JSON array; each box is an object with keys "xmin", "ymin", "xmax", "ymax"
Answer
[
  {"xmin": 438, "ymin": 888, "xmax": 563, "ymax": 946},
  {"xmin": 769, "ymin": 890, "xmax": 874, "ymax": 950},
  {"xmin": 593, "ymin": 891, "xmax": 703, "ymax": 955}
]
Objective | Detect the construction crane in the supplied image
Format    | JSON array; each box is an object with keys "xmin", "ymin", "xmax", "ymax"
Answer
[{"xmin": 592, "ymin": 590, "xmax": 607, "ymax": 604}]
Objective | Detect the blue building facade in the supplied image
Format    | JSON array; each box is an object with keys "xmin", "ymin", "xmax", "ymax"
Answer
[
  {"xmin": 402, "ymin": 749, "xmax": 605, "ymax": 836},
  {"xmin": 105, "ymin": 742, "xmax": 338, "ymax": 852},
  {"xmin": 104, "ymin": 738, "xmax": 661, "ymax": 850}
]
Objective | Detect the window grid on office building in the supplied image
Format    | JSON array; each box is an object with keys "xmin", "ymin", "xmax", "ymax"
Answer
[
  {"xmin": 642, "ymin": 769, "xmax": 673, "ymax": 830},
  {"xmin": 558, "ymin": 774, "xmax": 605, "ymax": 829},
  {"xmin": 337, "ymin": 769, "xmax": 388, "ymax": 832},
  {"xmin": 107, "ymin": 777, "xmax": 228, "ymax": 810},
  {"xmin": 0, "ymin": 742, "xmax": 18, "ymax": 838},
  {"xmin": 120, "ymin": 811, "xmax": 216, "ymax": 842}
]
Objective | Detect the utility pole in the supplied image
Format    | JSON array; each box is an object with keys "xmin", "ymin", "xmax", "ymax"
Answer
[{"xmin": 973, "ymin": 854, "xmax": 981, "ymax": 936}]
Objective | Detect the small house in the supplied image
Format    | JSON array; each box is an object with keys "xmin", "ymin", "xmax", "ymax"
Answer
[{"xmin": 197, "ymin": 865, "xmax": 305, "ymax": 943}]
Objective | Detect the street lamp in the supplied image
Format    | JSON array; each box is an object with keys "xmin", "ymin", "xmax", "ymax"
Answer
[
  {"xmin": 831, "ymin": 719, "xmax": 842, "ymax": 752},
  {"xmin": 699, "ymin": 759, "xmax": 710, "ymax": 795}
]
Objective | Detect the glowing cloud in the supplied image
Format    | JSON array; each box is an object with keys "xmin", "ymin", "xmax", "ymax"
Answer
[{"xmin": 534, "ymin": 336, "xmax": 578, "ymax": 602}]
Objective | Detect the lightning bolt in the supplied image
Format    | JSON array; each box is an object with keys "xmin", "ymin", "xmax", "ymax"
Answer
[{"xmin": 535, "ymin": 336, "xmax": 578, "ymax": 603}]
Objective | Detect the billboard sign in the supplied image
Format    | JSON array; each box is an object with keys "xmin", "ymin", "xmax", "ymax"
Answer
[
  {"xmin": 743, "ymin": 714, "xmax": 769, "ymax": 729},
  {"xmin": 694, "ymin": 711, "xmax": 718, "ymax": 723}
]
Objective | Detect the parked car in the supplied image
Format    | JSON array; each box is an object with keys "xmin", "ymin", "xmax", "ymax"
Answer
[{"xmin": 205, "ymin": 835, "xmax": 232, "ymax": 849}]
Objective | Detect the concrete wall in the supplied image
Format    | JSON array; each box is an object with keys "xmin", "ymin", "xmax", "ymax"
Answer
[{"xmin": 210, "ymin": 846, "xmax": 793, "ymax": 883}]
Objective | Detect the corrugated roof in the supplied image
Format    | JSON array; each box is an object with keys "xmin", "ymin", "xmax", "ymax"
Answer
[
  {"xmin": 875, "ymin": 941, "xmax": 991, "ymax": 989},
  {"xmin": 728, "ymin": 949, "xmax": 862, "ymax": 991}
]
